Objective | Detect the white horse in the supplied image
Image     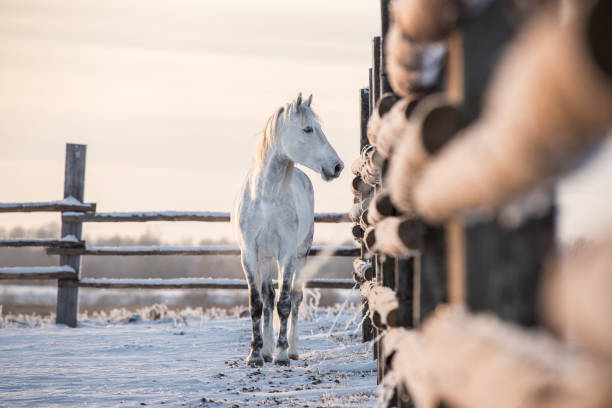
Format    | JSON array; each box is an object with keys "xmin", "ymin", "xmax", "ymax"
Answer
[{"xmin": 232, "ymin": 93, "xmax": 344, "ymax": 366}]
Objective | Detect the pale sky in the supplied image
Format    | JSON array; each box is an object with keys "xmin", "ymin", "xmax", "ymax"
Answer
[{"xmin": 1, "ymin": 0, "xmax": 611, "ymax": 245}]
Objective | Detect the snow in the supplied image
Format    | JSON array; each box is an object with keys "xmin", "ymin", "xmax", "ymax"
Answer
[
  {"xmin": 63, "ymin": 210, "xmax": 230, "ymax": 218},
  {"xmin": 61, "ymin": 211, "xmax": 348, "ymax": 221},
  {"xmin": 85, "ymin": 245, "xmax": 239, "ymax": 253},
  {"xmin": 0, "ymin": 265, "xmax": 75, "ymax": 275},
  {"xmin": 60, "ymin": 235, "xmax": 79, "ymax": 242},
  {"xmin": 0, "ymin": 304, "xmax": 377, "ymax": 407},
  {"xmin": 0, "ymin": 197, "xmax": 91, "ymax": 209},
  {"xmin": 79, "ymin": 277, "xmax": 249, "ymax": 287}
]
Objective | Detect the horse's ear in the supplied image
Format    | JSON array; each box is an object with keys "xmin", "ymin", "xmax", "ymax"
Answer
[
  {"xmin": 306, "ymin": 94, "xmax": 313, "ymax": 106},
  {"xmin": 296, "ymin": 92, "xmax": 303, "ymax": 108}
]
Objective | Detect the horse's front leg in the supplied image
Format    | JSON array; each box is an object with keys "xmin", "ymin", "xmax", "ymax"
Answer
[
  {"xmin": 241, "ymin": 251, "xmax": 264, "ymax": 367},
  {"xmin": 274, "ymin": 253, "xmax": 296, "ymax": 366},
  {"xmin": 288, "ymin": 255, "xmax": 306, "ymax": 360}
]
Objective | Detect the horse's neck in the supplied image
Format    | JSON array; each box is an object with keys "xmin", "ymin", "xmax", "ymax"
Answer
[{"xmin": 252, "ymin": 147, "xmax": 294, "ymax": 200}]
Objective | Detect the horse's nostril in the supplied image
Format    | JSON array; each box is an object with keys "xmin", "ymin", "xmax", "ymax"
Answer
[{"xmin": 334, "ymin": 163, "xmax": 343, "ymax": 176}]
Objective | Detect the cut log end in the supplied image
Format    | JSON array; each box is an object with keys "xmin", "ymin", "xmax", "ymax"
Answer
[{"xmin": 364, "ymin": 227, "xmax": 376, "ymax": 252}]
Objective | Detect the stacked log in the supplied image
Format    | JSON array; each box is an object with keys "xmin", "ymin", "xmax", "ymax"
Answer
[
  {"xmin": 353, "ymin": 258, "xmax": 374, "ymax": 283},
  {"xmin": 385, "ymin": 94, "xmax": 462, "ymax": 215},
  {"xmin": 361, "ymin": 281, "xmax": 400, "ymax": 329},
  {"xmin": 385, "ymin": 306, "xmax": 612, "ymax": 408},
  {"xmin": 542, "ymin": 234, "xmax": 612, "ymax": 360},
  {"xmin": 412, "ymin": 10, "xmax": 612, "ymax": 224},
  {"xmin": 364, "ymin": 217, "xmax": 421, "ymax": 257}
]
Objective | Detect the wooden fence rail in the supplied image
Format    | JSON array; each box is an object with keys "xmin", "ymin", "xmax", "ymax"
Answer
[
  {"xmin": 45, "ymin": 245, "xmax": 360, "ymax": 257},
  {"xmin": 0, "ymin": 143, "xmax": 357, "ymax": 327},
  {"xmin": 61, "ymin": 211, "xmax": 349, "ymax": 224}
]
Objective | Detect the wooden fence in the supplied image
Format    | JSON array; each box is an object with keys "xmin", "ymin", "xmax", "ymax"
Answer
[
  {"xmin": 353, "ymin": 0, "xmax": 612, "ymax": 407},
  {"xmin": 0, "ymin": 144, "xmax": 358, "ymax": 327}
]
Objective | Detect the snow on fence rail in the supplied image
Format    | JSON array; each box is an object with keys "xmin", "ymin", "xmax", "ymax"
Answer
[
  {"xmin": 0, "ymin": 144, "xmax": 357, "ymax": 327},
  {"xmin": 0, "ymin": 198, "xmax": 96, "ymax": 213},
  {"xmin": 46, "ymin": 245, "xmax": 359, "ymax": 257},
  {"xmin": 58, "ymin": 277, "xmax": 355, "ymax": 290},
  {"xmin": 62, "ymin": 211, "xmax": 349, "ymax": 223},
  {"xmin": 0, "ymin": 266, "xmax": 77, "ymax": 280}
]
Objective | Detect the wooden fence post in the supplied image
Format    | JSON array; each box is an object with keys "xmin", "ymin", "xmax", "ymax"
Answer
[
  {"xmin": 56, "ymin": 143, "xmax": 87, "ymax": 327},
  {"xmin": 372, "ymin": 37, "xmax": 381, "ymax": 105},
  {"xmin": 360, "ymin": 86, "xmax": 376, "ymax": 344},
  {"xmin": 450, "ymin": 0, "xmax": 555, "ymax": 327}
]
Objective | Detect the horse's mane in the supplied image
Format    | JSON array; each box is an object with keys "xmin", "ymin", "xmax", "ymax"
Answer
[{"xmin": 254, "ymin": 100, "xmax": 318, "ymax": 168}]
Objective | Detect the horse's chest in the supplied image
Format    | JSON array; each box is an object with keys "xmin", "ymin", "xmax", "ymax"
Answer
[{"xmin": 258, "ymin": 202, "xmax": 299, "ymax": 232}]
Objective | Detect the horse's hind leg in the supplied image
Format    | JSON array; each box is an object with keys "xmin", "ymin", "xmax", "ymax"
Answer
[
  {"xmin": 274, "ymin": 254, "xmax": 296, "ymax": 366},
  {"xmin": 261, "ymin": 260, "xmax": 276, "ymax": 362},
  {"xmin": 288, "ymin": 255, "xmax": 306, "ymax": 360},
  {"xmin": 241, "ymin": 252, "xmax": 264, "ymax": 367}
]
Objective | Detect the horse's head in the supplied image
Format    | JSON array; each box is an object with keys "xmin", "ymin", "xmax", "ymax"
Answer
[{"xmin": 280, "ymin": 93, "xmax": 344, "ymax": 181}]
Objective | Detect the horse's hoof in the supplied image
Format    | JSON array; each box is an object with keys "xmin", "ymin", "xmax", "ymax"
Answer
[
  {"xmin": 263, "ymin": 354, "xmax": 273, "ymax": 363},
  {"xmin": 289, "ymin": 353, "xmax": 299, "ymax": 361},
  {"xmin": 246, "ymin": 355, "xmax": 264, "ymax": 367},
  {"xmin": 274, "ymin": 358, "xmax": 290, "ymax": 366}
]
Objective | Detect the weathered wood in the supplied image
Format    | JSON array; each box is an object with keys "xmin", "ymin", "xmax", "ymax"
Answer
[
  {"xmin": 542, "ymin": 234, "xmax": 612, "ymax": 359},
  {"xmin": 364, "ymin": 217, "xmax": 421, "ymax": 257},
  {"xmin": 385, "ymin": 24, "xmax": 447, "ymax": 97},
  {"xmin": 351, "ymin": 175, "xmax": 374, "ymax": 199},
  {"xmin": 60, "ymin": 278, "xmax": 355, "ymax": 290},
  {"xmin": 380, "ymin": 0, "xmax": 393, "ymax": 96},
  {"xmin": 0, "ymin": 265, "xmax": 77, "ymax": 280},
  {"xmin": 47, "ymin": 245, "xmax": 360, "ymax": 257},
  {"xmin": 62, "ymin": 211, "xmax": 349, "ymax": 224},
  {"xmin": 359, "ymin": 145, "xmax": 383, "ymax": 186},
  {"xmin": 375, "ymin": 97, "xmax": 421, "ymax": 159},
  {"xmin": 372, "ymin": 36, "xmax": 382, "ymax": 104},
  {"xmin": 349, "ymin": 200, "xmax": 368, "ymax": 224},
  {"xmin": 351, "ymin": 224, "xmax": 364, "ymax": 240},
  {"xmin": 420, "ymin": 224, "xmax": 448, "ymax": 320},
  {"xmin": 351, "ymin": 158, "xmax": 362, "ymax": 176},
  {"xmin": 353, "ymin": 258, "xmax": 374, "ymax": 283},
  {"xmin": 360, "ymin": 87, "xmax": 371, "ymax": 150},
  {"xmin": 0, "ymin": 238, "xmax": 85, "ymax": 248},
  {"xmin": 389, "ymin": 0, "xmax": 466, "ymax": 42},
  {"xmin": 0, "ymin": 200, "xmax": 96, "ymax": 213},
  {"xmin": 386, "ymin": 306, "xmax": 612, "ymax": 408},
  {"xmin": 367, "ymin": 190, "xmax": 398, "ymax": 225},
  {"xmin": 57, "ymin": 143, "xmax": 87, "ymax": 327},
  {"xmin": 386, "ymin": 94, "xmax": 462, "ymax": 215},
  {"xmin": 395, "ymin": 255, "xmax": 417, "ymax": 328},
  {"xmin": 414, "ymin": 9, "xmax": 612, "ymax": 224},
  {"xmin": 359, "ymin": 208, "xmax": 371, "ymax": 231},
  {"xmin": 360, "ymin": 281, "xmax": 399, "ymax": 329},
  {"xmin": 367, "ymin": 93, "xmax": 400, "ymax": 146},
  {"xmin": 368, "ymin": 68, "xmax": 374, "ymax": 117}
]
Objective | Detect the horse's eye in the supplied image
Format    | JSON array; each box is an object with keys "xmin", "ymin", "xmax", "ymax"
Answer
[{"xmin": 303, "ymin": 126, "xmax": 313, "ymax": 133}]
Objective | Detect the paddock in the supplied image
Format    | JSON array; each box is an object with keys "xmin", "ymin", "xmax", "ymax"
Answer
[{"xmin": 2, "ymin": 0, "xmax": 612, "ymax": 407}]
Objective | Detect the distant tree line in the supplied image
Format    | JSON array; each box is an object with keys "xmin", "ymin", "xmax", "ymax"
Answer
[{"xmin": 0, "ymin": 223, "xmax": 353, "ymax": 285}]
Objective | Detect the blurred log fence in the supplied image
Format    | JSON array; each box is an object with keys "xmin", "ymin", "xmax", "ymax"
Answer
[
  {"xmin": 0, "ymin": 144, "xmax": 357, "ymax": 327},
  {"xmin": 352, "ymin": 0, "xmax": 612, "ymax": 406}
]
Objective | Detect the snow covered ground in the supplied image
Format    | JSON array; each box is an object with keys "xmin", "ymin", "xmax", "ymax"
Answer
[{"xmin": 0, "ymin": 302, "xmax": 378, "ymax": 407}]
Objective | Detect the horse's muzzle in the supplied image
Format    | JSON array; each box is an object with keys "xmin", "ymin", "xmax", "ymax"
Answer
[{"xmin": 322, "ymin": 161, "xmax": 344, "ymax": 181}]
